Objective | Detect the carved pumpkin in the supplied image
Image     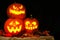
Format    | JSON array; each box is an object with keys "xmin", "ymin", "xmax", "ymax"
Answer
[
  {"xmin": 4, "ymin": 18, "xmax": 23, "ymax": 35},
  {"xmin": 7, "ymin": 3, "xmax": 26, "ymax": 19},
  {"xmin": 24, "ymin": 18, "xmax": 39, "ymax": 31}
]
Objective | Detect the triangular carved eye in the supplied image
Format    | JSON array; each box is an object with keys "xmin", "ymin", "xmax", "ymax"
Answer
[
  {"xmin": 15, "ymin": 21, "xmax": 20, "ymax": 25},
  {"xmin": 19, "ymin": 5, "xmax": 23, "ymax": 9},
  {"xmin": 9, "ymin": 21, "xmax": 20, "ymax": 26},
  {"xmin": 13, "ymin": 5, "xmax": 17, "ymax": 9},
  {"xmin": 9, "ymin": 21, "xmax": 13, "ymax": 25},
  {"xmin": 25, "ymin": 21, "xmax": 30, "ymax": 25},
  {"xmin": 32, "ymin": 22, "xmax": 36, "ymax": 25}
]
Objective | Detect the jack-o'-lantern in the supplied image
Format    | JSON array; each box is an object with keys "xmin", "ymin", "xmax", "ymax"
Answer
[
  {"xmin": 4, "ymin": 18, "xmax": 23, "ymax": 35},
  {"xmin": 24, "ymin": 18, "xmax": 39, "ymax": 31},
  {"xmin": 7, "ymin": 3, "xmax": 26, "ymax": 19}
]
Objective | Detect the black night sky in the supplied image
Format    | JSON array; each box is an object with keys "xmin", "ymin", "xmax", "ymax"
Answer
[{"xmin": 0, "ymin": 0, "xmax": 59, "ymax": 39}]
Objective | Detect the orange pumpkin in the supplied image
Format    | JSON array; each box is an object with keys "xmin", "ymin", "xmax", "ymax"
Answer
[
  {"xmin": 7, "ymin": 3, "xmax": 26, "ymax": 19},
  {"xmin": 24, "ymin": 18, "xmax": 39, "ymax": 31},
  {"xmin": 4, "ymin": 18, "xmax": 23, "ymax": 35}
]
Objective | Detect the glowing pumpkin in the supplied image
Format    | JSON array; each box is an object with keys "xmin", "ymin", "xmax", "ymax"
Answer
[
  {"xmin": 24, "ymin": 18, "xmax": 39, "ymax": 31},
  {"xmin": 7, "ymin": 3, "xmax": 26, "ymax": 19},
  {"xmin": 4, "ymin": 18, "xmax": 23, "ymax": 35}
]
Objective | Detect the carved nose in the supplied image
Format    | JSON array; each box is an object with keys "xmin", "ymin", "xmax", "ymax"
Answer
[
  {"xmin": 16, "ymin": 8, "xmax": 19, "ymax": 10},
  {"xmin": 30, "ymin": 24, "xmax": 32, "ymax": 27},
  {"xmin": 13, "ymin": 24, "xmax": 16, "ymax": 26}
]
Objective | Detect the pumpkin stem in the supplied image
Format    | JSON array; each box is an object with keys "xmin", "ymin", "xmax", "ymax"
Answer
[
  {"xmin": 30, "ymin": 14, "xmax": 33, "ymax": 19},
  {"xmin": 14, "ymin": 0, "xmax": 16, "ymax": 3}
]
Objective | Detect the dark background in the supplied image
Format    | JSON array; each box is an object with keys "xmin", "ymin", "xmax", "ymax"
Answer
[{"xmin": 0, "ymin": 0, "xmax": 59, "ymax": 40}]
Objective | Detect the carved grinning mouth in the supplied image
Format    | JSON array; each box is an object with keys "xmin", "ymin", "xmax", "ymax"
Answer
[
  {"xmin": 25, "ymin": 25, "xmax": 38, "ymax": 30},
  {"xmin": 7, "ymin": 25, "xmax": 22, "ymax": 33},
  {"xmin": 9, "ymin": 9, "xmax": 25, "ymax": 15},
  {"xmin": 25, "ymin": 21, "xmax": 38, "ymax": 30}
]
